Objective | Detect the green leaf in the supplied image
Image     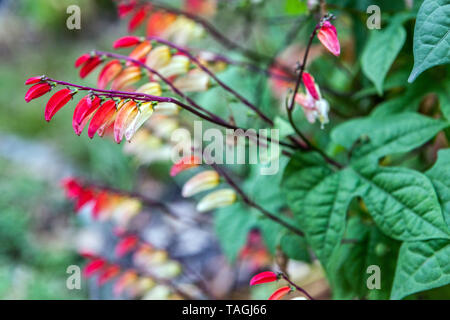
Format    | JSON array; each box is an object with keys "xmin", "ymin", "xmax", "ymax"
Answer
[
  {"xmin": 283, "ymin": 153, "xmax": 357, "ymax": 267},
  {"xmin": 257, "ymin": 218, "xmax": 284, "ymax": 255},
  {"xmin": 214, "ymin": 203, "xmax": 258, "ymax": 262},
  {"xmin": 408, "ymin": 0, "xmax": 450, "ymax": 82},
  {"xmin": 284, "ymin": 0, "xmax": 308, "ymax": 15},
  {"xmin": 349, "ymin": 162, "xmax": 450, "ymax": 241},
  {"xmin": 437, "ymin": 81, "xmax": 450, "ymax": 120},
  {"xmin": 425, "ymin": 149, "xmax": 450, "ymax": 226},
  {"xmin": 391, "ymin": 239, "xmax": 450, "ymax": 299},
  {"xmin": 331, "ymin": 113, "xmax": 448, "ymax": 163},
  {"xmin": 361, "ymin": 20, "xmax": 406, "ymax": 95},
  {"xmin": 280, "ymin": 233, "xmax": 311, "ymax": 262},
  {"xmin": 329, "ymin": 218, "xmax": 401, "ymax": 300}
]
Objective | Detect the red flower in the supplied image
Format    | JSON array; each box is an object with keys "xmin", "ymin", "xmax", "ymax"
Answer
[
  {"xmin": 317, "ymin": 21, "xmax": 340, "ymax": 56},
  {"xmin": 268, "ymin": 286, "xmax": 291, "ymax": 300},
  {"xmin": 24, "ymin": 83, "xmax": 51, "ymax": 102},
  {"xmin": 146, "ymin": 11, "xmax": 177, "ymax": 37},
  {"xmin": 83, "ymin": 258, "xmax": 106, "ymax": 277},
  {"xmin": 72, "ymin": 96, "xmax": 101, "ymax": 135},
  {"xmin": 98, "ymin": 265, "xmax": 121, "ymax": 286},
  {"xmin": 24, "ymin": 76, "xmax": 42, "ymax": 85},
  {"xmin": 74, "ymin": 53, "xmax": 91, "ymax": 68},
  {"xmin": 115, "ymin": 235, "xmax": 139, "ymax": 257},
  {"xmin": 79, "ymin": 56, "xmax": 102, "ymax": 79},
  {"xmin": 128, "ymin": 6, "xmax": 149, "ymax": 32},
  {"xmin": 302, "ymin": 72, "xmax": 319, "ymax": 100},
  {"xmin": 61, "ymin": 177, "xmax": 83, "ymax": 199},
  {"xmin": 249, "ymin": 271, "xmax": 278, "ymax": 285},
  {"xmin": 113, "ymin": 36, "xmax": 142, "ymax": 49},
  {"xmin": 45, "ymin": 88, "xmax": 75, "ymax": 121},
  {"xmin": 92, "ymin": 191, "xmax": 109, "ymax": 219},
  {"xmin": 74, "ymin": 188, "xmax": 95, "ymax": 211},
  {"xmin": 170, "ymin": 155, "xmax": 201, "ymax": 177},
  {"xmin": 117, "ymin": 0, "xmax": 137, "ymax": 18},
  {"xmin": 88, "ymin": 100, "xmax": 117, "ymax": 139}
]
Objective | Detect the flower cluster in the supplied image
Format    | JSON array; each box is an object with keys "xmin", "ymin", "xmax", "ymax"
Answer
[
  {"xmin": 117, "ymin": 0, "xmax": 215, "ymax": 45},
  {"xmin": 62, "ymin": 177, "xmax": 142, "ymax": 227}
]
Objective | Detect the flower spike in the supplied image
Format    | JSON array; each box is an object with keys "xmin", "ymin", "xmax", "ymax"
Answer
[{"xmin": 87, "ymin": 100, "xmax": 117, "ymax": 139}]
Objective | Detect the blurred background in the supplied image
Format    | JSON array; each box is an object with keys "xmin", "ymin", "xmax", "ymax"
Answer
[{"xmin": 0, "ymin": 0, "xmax": 326, "ymax": 300}]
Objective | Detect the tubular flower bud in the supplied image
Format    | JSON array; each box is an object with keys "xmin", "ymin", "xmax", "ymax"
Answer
[
  {"xmin": 118, "ymin": 1, "xmax": 137, "ymax": 18},
  {"xmin": 88, "ymin": 100, "xmax": 117, "ymax": 139},
  {"xmin": 98, "ymin": 60, "xmax": 123, "ymax": 89},
  {"xmin": 45, "ymin": 88, "xmax": 75, "ymax": 122},
  {"xmin": 163, "ymin": 16, "xmax": 204, "ymax": 46},
  {"xmin": 25, "ymin": 76, "xmax": 43, "ymax": 85},
  {"xmin": 158, "ymin": 55, "xmax": 190, "ymax": 78},
  {"xmin": 269, "ymin": 286, "xmax": 292, "ymax": 300},
  {"xmin": 113, "ymin": 36, "xmax": 142, "ymax": 49},
  {"xmin": 127, "ymin": 40, "xmax": 152, "ymax": 65},
  {"xmin": 98, "ymin": 265, "xmax": 121, "ymax": 286},
  {"xmin": 146, "ymin": 11, "xmax": 177, "ymax": 37},
  {"xmin": 182, "ymin": 170, "xmax": 220, "ymax": 197},
  {"xmin": 115, "ymin": 235, "xmax": 139, "ymax": 257},
  {"xmin": 114, "ymin": 270, "xmax": 138, "ymax": 296},
  {"xmin": 111, "ymin": 66, "xmax": 142, "ymax": 91},
  {"xmin": 173, "ymin": 70, "xmax": 209, "ymax": 92},
  {"xmin": 83, "ymin": 258, "xmax": 106, "ymax": 277},
  {"xmin": 114, "ymin": 100, "xmax": 137, "ymax": 143},
  {"xmin": 170, "ymin": 155, "xmax": 201, "ymax": 177},
  {"xmin": 136, "ymin": 82, "xmax": 162, "ymax": 96},
  {"xmin": 128, "ymin": 5, "xmax": 149, "ymax": 32},
  {"xmin": 153, "ymin": 102, "xmax": 179, "ymax": 115},
  {"xmin": 196, "ymin": 189, "xmax": 236, "ymax": 212},
  {"xmin": 79, "ymin": 56, "xmax": 102, "ymax": 79},
  {"xmin": 317, "ymin": 21, "xmax": 340, "ymax": 56},
  {"xmin": 72, "ymin": 95, "xmax": 101, "ymax": 135},
  {"xmin": 24, "ymin": 82, "xmax": 52, "ymax": 102},
  {"xmin": 302, "ymin": 72, "xmax": 319, "ymax": 100},
  {"xmin": 74, "ymin": 53, "xmax": 91, "ymax": 68},
  {"xmin": 124, "ymin": 102, "xmax": 153, "ymax": 141},
  {"xmin": 250, "ymin": 271, "xmax": 279, "ymax": 285},
  {"xmin": 145, "ymin": 45, "xmax": 171, "ymax": 71}
]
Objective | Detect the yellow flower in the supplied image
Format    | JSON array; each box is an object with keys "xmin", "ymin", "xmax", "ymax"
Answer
[
  {"xmin": 182, "ymin": 170, "xmax": 220, "ymax": 197},
  {"xmin": 196, "ymin": 189, "xmax": 237, "ymax": 212}
]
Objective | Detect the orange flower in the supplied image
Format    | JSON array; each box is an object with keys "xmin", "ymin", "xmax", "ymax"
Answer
[
  {"xmin": 98, "ymin": 60, "xmax": 123, "ymax": 89},
  {"xmin": 87, "ymin": 100, "xmax": 117, "ymax": 139},
  {"xmin": 146, "ymin": 11, "xmax": 177, "ymax": 37},
  {"xmin": 113, "ymin": 270, "xmax": 138, "ymax": 296},
  {"xmin": 111, "ymin": 66, "xmax": 142, "ymax": 91},
  {"xmin": 127, "ymin": 40, "xmax": 152, "ymax": 66},
  {"xmin": 170, "ymin": 155, "xmax": 201, "ymax": 176},
  {"xmin": 113, "ymin": 100, "xmax": 138, "ymax": 143},
  {"xmin": 269, "ymin": 286, "xmax": 292, "ymax": 300}
]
